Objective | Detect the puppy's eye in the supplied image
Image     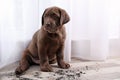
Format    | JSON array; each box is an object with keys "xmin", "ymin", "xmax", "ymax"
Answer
[
  {"xmin": 52, "ymin": 13, "xmax": 55, "ymax": 15},
  {"xmin": 51, "ymin": 13, "xmax": 59, "ymax": 17}
]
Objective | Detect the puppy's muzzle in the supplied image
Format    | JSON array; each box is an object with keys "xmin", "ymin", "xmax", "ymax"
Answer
[{"xmin": 44, "ymin": 24, "xmax": 57, "ymax": 33}]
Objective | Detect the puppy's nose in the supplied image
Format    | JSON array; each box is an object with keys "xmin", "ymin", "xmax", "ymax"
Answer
[{"xmin": 46, "ymin": 23, "xmax": 51, "ymax": 27}]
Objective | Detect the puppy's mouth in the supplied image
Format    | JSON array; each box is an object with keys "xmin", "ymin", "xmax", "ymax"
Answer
[{"xmin": 44, "ymin": 27, "xmax": 57, "ymax": 33}]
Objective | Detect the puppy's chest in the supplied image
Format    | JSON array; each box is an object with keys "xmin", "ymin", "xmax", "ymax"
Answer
[
  {"xmin": 48, "ymin": 38, "xmax": 62, "ymax": 48},
  {"xmin": 47, "ymin": 40, "xmax": 61, "ymax": 56},
  {"xmin": 47, "ymin": 34, "xmax": 63, "ymax": 49}
]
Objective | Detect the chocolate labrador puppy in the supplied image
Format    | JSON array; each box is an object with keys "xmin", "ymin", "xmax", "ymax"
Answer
[{"xmin": 15, "ymin": 6, "xmax": 70, "ymax": 75}]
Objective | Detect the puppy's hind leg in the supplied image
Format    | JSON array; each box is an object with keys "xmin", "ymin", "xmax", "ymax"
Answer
[
  {"xmin": 49, "ymin": 58, "xmax": 57, "ymax": 64},
  {"xmin": 15, "ymin": 49, "xmax": 32, "ymax": 75}
]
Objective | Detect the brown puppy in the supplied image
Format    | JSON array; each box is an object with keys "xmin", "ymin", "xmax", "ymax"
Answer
[{"xmin": 15, "ymin": 6, "xmax": 70, "ymax": 75}]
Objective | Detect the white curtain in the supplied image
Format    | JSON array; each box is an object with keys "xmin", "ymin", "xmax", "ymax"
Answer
[
  {"xmin": 1, "ymin": 0, "xmax": 120, "ymax": 68},
  {"xmin": 71, "ymin": 0, "xmax": 120, "ymax": 60},
  {"xmin": 0, "ymin": 0, "xmax": 39, "ymax": 68}
]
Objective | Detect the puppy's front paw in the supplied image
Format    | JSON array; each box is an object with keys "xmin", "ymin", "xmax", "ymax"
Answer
[
  {"xmin": 58, "ymin": 61, "xmax": 70, "ymax": 69},
  {"xmin": 40, "ymin": 63, "xmax": 53, "ymax": 72},
  {"xmin": 15, "ymin": 66, "xmax": 23, "ymax": 76}
]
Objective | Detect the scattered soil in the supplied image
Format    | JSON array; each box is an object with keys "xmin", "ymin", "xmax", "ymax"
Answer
[{"xmin": 0, "ymin": 65, "xmax": 100, "ymax": 80}]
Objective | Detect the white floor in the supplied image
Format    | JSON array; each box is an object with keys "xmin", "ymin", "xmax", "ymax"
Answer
[{"xmin": 0, "ymin": 58, "xmax": 120, "ymax": 80}]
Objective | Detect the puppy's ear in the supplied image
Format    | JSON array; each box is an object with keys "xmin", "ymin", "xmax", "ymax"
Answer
[
  {"xmin": 42, "ymin": 9, "xmax": 48, "ymax": 25},
  {"xmin": 60, "ymin": 9, "xmax": 70, "ymax": 25}
]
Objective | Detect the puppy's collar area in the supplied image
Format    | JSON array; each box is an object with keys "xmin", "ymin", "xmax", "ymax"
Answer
[{"xmin": 46, "ymin": 32, "xmax": 60, "ymax": 39}]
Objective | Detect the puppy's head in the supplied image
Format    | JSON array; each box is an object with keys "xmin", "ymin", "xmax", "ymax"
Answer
[{"xmin": 42, "ymin": 6, "xmax": 70, "ymax": 33}]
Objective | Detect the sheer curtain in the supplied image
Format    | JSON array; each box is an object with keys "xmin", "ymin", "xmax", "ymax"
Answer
[
  {"xmin": 71, "ymin": 0, "xmax": 120, "ymax": 60},
  {"xmin": 0, "ymin": 0, "xmax": 39, "ymax": 68},
  {"xmin": 1, "ymin": 0, "xmax": 120, "ymax": 68}
]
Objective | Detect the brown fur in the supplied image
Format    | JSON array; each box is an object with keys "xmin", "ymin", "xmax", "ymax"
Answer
[{"xmin": 15, "ymin": 6, "xmax": 70, "ymax": 75}]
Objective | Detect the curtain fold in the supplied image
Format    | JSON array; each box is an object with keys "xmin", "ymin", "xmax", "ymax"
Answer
[{"xmin": 88, "ymin": 0, "xmax": 109, "ymax": 60}]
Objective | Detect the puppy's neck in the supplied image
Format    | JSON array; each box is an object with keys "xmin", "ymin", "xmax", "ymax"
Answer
[
  {"xmin": 41, "ymin": 26, "xmax": 62, "ymax": 39},
  {"xmin": 47, "ymin": 32, "xmax": 59, "ymax": 39}
]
